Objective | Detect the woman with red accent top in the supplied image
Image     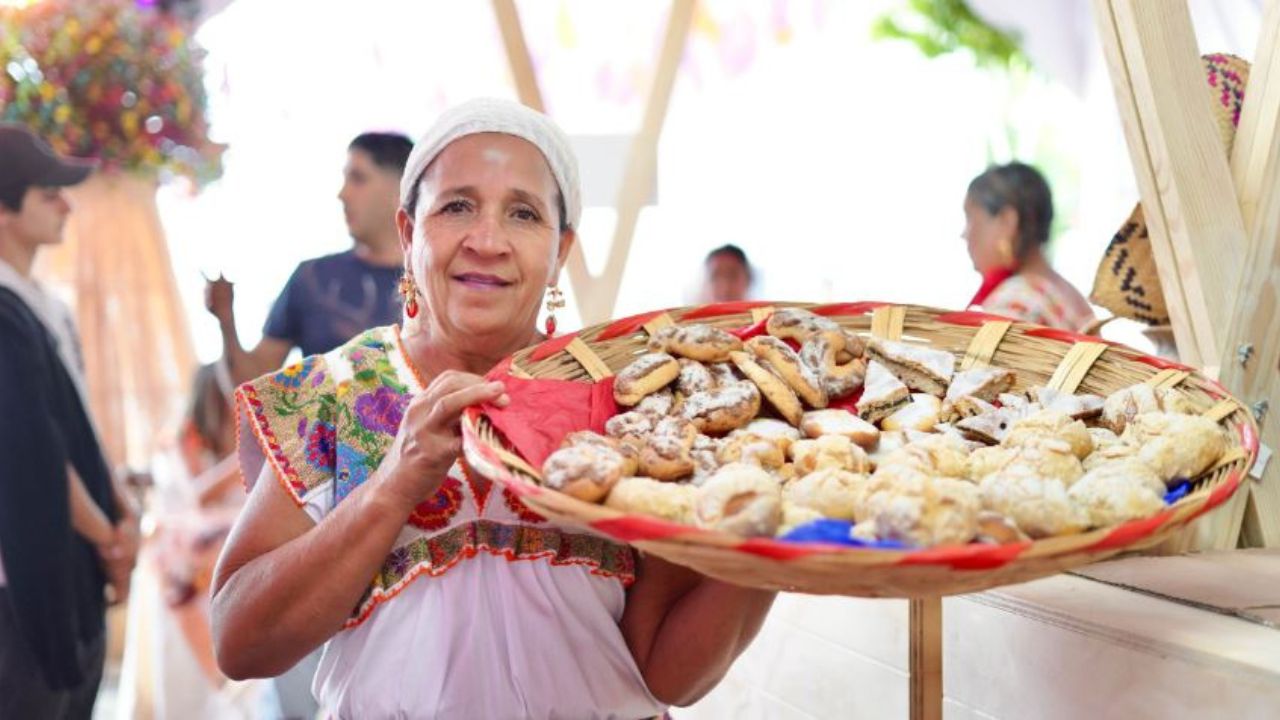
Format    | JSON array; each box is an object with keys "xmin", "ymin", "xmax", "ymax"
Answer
[
  {"xmin": 962, "ymin": 162, "xmax": 1095, "ymax": 331},
  {"xmin": 210, "ymin": 99, "xmax": 773, "ymax": 719}
]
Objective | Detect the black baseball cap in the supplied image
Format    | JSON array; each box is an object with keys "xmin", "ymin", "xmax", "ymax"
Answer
[{"xmin": 0, "ymin": 123, "xmax": 96, "ymax": 209}]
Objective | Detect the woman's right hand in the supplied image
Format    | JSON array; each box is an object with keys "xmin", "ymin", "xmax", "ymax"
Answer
[{"xmin": 376, "ymin": 371, "xmax": 509, "ymax": 511}]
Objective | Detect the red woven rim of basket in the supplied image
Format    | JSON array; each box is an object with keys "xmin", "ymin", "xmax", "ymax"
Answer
[{"xmin": 460, "ymin": 301, "xmax": 1259, "ymax": 570}]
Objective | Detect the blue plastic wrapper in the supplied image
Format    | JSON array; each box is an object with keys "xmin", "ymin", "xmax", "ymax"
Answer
[
  {"xmin": 778, "ymin": 518, "xmax": 908, "ymax": 549},
  {"xmin": 1164, "ymin": 479, "xmax": 1192, "ymax": 504}
]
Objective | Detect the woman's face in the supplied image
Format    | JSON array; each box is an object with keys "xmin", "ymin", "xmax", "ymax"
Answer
[
  {"xmin": 962, "ymin": 194, "xmax": 1016, "ymax": 274},
  {"xmin": 399, "ymin": 133, "xmax": 573, "ymax": 349}
]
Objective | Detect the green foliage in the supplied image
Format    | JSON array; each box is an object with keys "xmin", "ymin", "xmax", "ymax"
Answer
[{"xmin": 872, "ymin": 0, "xmax": 1028, "ymax": 71}]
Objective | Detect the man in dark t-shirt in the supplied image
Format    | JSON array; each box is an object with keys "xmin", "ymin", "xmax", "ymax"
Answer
[
  {"xmin": 261, "ymin": 250, "xmax": 402, "ymax": 357},
  {"xmin": 206, "ymin": 132, "xmax": 412, "ymax": 385}
]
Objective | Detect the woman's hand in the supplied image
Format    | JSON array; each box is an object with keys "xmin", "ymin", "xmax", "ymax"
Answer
[{"xmin": 376, "ymin": 371, "xmax": 509, "ymax": 512}]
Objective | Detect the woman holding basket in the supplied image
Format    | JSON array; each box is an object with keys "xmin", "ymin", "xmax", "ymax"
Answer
[{"xmin": 211, "ymin": 98, "xmax": 774, "ymax": 719}]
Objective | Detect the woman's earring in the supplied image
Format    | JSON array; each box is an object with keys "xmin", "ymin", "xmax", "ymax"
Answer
[
  {"xmin": 998, "ymin": 239, "xmax": 1017, "ymax": 269},
  {"xmin": 544, "ymin": 285, "xmax": 565, "ymax": 336},
  {"xmin": 399, "ymin": 272, "xmax": 420, "ymax": 319}
]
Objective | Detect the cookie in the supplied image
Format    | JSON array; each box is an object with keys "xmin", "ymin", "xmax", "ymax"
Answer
[
  {"xmin": 746, "ymin": 335, "xmax": 827, "ymax": 407},
  {"xmin": 728, "ymin": 350, "xmax": 803, "ymax": 426},
  {"xmin": 541, "ymin": 442, "xmax": 628, "ymax": 503},
  {"xmin": 614, "ymin": 352, "xmax": 679, "ymax": 406},
  {"xmin": 638, "ymin": 416, "xmax": 698, "ymax": 481},
  {"xmin": 680, "ymin": 379, "xmax": 762, "ymax": 434},
  {"xmin": 647, "ymin": 323, "xmax": 742, "ymax": 363},
  {"xmin": 800, "ymin": 330, "xmax": 866, "ymax": 401},
  {"xmin": 676, "ymin": 358, "xmax": 717, "ymax": 397},
  {"xmin": 694, "ymin": 462, "xmax": 783, "ymax": 537}
]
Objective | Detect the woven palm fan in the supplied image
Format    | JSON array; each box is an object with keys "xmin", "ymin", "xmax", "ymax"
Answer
[
  {"xmin": 1091, "ymin": 53, "xmax": 1250, "ymax": 325},
  {"xmin": 461, "ymin": 302, "xmax": 1257, "ymax": 597}
]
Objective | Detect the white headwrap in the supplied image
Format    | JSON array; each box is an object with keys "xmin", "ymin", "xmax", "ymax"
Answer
[{"xmin": 400, "ymin": 98, "xmax": 582, "ymax": 230}]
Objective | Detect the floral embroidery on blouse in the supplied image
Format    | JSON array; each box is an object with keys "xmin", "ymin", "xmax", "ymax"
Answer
[{"xmin": 237, "ymin": 326, "xmax": 635, "ymax": 626}]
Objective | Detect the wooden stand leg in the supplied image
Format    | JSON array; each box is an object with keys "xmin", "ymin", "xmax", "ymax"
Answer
[{"xmin": 910, "ymin": 596, "xmax": 943, "ymax": 720}]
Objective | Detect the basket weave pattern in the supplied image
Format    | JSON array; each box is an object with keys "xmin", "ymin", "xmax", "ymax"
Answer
[{"xmin": 461, "ymin": 301, "xmax": 1257, "ymax": 597}]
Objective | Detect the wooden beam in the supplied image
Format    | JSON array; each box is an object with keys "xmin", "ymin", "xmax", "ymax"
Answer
[
  {"xmin": 1225, "ymin": 0, "xmax": 1280, "ymax": 547},
  {"xmin": 1231, "ymin": 0, "xmax": 1280, "ymax": 232},
  {"xmin": 1094, "ymin": 0, "xmax": 1252, "ymax": 370},
  {"xmin": 1095, "ymin": 0, "xmax": 1255, "ymax": 548},
  {"xmin": 909, "ymin": 597, "xmax": 943, "ymax": 720},
  {"xmin": 564, "ymin": 0, "xmax": 696, "ymax": 325},
  {"xmin": 491, "ymin": 0, "xmax": 545, "ymax": 112}
]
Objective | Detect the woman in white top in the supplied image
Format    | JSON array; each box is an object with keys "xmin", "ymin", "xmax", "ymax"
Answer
[{"xmin": 211, "ymin": 99, "xmax": 775, "ymax": 719}]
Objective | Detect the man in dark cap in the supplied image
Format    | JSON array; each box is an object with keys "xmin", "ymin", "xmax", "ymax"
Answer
[{"xmin": 0, "ymin": 123, "xmax": 139, "ymax": 719}]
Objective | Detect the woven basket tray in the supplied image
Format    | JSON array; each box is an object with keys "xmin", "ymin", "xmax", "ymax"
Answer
[{"xmin": 461, "ymin": 301, "xmax": 1258, "ymax": 597}]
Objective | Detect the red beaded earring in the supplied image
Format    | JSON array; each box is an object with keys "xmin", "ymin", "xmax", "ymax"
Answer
[
  {"xmin": 544, "ymin": 285, "xmax": 565, "ymax": 336},
  {"xmin": 399, "ymin": 272, "xmax": 419, "ymax": 319}
]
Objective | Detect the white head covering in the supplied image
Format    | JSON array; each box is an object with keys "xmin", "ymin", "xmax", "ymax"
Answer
[{"xmin": 400, "ymin": 98, "xmax": 582, "ymax": 230}]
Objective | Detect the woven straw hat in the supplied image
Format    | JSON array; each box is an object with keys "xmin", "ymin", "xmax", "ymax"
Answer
[{"xmin": 1091, "ymin": 53, "xmax": 1250, "ymax": 325}]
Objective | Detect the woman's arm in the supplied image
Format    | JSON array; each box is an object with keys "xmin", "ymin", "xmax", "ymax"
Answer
[
  {"xmin": 209, "ymin": 462, "xmax": 419, "ymax": 679},
  {"xmin": 210, "ymin": 371, "xmax": 508, "ymax": 679},
  {"xmin": 620, "ymin": 553, "xmax": 777, "ymax": 707}
]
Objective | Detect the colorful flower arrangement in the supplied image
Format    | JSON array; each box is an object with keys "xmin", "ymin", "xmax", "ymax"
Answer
[{"xmin": 0, "ymin": 0, "xmax": 222, "ymax": 186}]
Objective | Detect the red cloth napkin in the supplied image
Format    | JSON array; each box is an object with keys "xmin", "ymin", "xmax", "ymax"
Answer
[{"xmin": 480, "ymin": 375, "xmax": 619, "ymax": 469}]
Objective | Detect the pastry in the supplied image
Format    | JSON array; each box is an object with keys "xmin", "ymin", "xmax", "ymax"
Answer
[
  {"xmin": 799, "ymin": 409, "xmax": 879, "ymax": 448},
  {"xmin": 635, "ymin": 388, "xmax": 675, "ymax": 418},
  {"xmin": 737, "ymin": 418, "xmax": 803, "ymax": 454},
  {"xmin": 1101, "ymin": 383, "xmax": 1196, "ymax": 433},
  {"xmin": 856, "ymin": 361, "xmax": 910, "ymax": 423},
  {"xmin": 862, "ymin": 476, "xmax": 981, "ymax": 547},
  {"xmin": 942, "ymin": 366, "xmax": 1016, "ymax": 419},
  {"xmin": 541, "ymin": 442, "xmax": 629, "ymax": 502},
  {"xmin": 560, "ymin": 430, "xmax": 638, "ymax": 476},
  {"xmin": 1004, "ymin": 409, "xmax": 1093, "ymax": 459},
  {"xmin": 647, "ymin": 323, "xmax": 742, "ymax": 363},
  {"xmin": 638, "ymin": 416, "xmax": 698, "ymax": 481},
  {"xmin": 605, "ymin": 476, "xmax": 696, "ymax": 524},
  {"xmin": 605, "ymin": 411, "xmax": 653, "ymax": 441},
  {"xmin": 881, "ymin": 393, "xmax": 943, "ymax": 432},
  {"xmin": 789, "ymin": 434, "xmax": 872, "ymax": 475},
  {"xmin": 1028, "ymin": 386, "xmax": 1105, "ymax": 421},
  {"xmin": 778, "ymin": 501, "xmax": 826, "ymax": 535},
  {"xmin": 614, "ymin": 352, "xmax": 679, "ymax": 406},
  {"xmin": 974, "ymin": 511, "xmax": 1027, "ymax": 544},
  {"xmin": 717, "ymin": 432, "xmax": 787, "ymax": 470},
  {"xmin": 729, "ymin": 350, "xmax": 803, "ymax": 426},
  {"xmin": 955, "ymin": 403, "xmax": 1041, "ymax": 445},
  {"xmin": 680, "ymin": 380, "xmax": 762, "ymax": 434},
  {"xmin": 1123, "ymin": 412, "xmax": 1226, "ymax": 482},
  {"xmin": 747, "ymin": 335, "xmax": 827, "ymax": 407},
  {"xmin": 676, "ymin": 358, "xmax": 717, "ymax": 396},
  {"xmin": 977, "ymin": 436, "xmax": 1084, "ymax": 487},
  {"xmin": 799, "ymin": 330, "xmax": 866, "ymax": 400},
  {"xmin": 694, "ymin": 463, "xmax": 783, "ymax": 537},
  {"xmin": 978, "ymin": 465, "xmax": 1089, "ymax": 538},
  {"xmin": 783, "ymin": 467, "xmax": 869, "ymax": 521},
  {"xmin": 878, "ymin": 433, "xmax": 971, "ymax": 478},
  {"xmin": 865, "ymin": 337, "xmax": 956, "ymax": 396},
  {"xmin": 1067, "ymin": 458, "xmax": 1167, "ymax": 527}
]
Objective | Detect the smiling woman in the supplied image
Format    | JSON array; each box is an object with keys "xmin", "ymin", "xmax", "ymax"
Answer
[{"xmin": 210, "ymin": 98, "xmax": 776, "ymax": 719}]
